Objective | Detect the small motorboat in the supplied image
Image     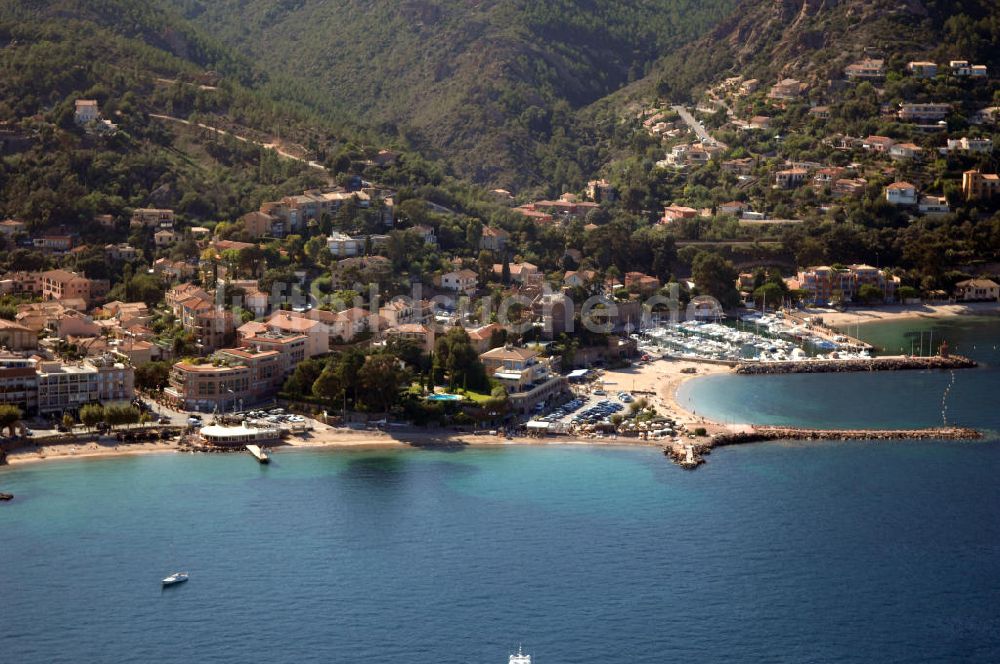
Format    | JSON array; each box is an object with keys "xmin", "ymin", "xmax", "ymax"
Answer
[{"xmin": 162, "ymin": 572, "xmax": 189, "ymax": 587}]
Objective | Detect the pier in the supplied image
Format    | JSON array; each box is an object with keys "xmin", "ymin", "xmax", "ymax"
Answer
[
  {"xmin": 735, "ymin": 354, "xmax": 976, "ymax": 375},
  {"xmin": 245, "ymin": 444, "xmax": 270, "ymax": 464},
  {"xmin": 665, "ymin": 426, "xmax": 982, "ymax": 469}
]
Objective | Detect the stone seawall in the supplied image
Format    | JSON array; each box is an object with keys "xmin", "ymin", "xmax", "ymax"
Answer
[{"xmin": 735, "ymin": 355, "xmax": 976, "ymax": 375}]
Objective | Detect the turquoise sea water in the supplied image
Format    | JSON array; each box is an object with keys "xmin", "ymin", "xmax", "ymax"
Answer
[
  {"xmin": 2, "ymin": 316, "xmax": 1000, "ymax": 663},
  {"xmin": 678, "ymin": 316, "xmax": 1000, "ymax": 436},
  {"xmin": 3, "ymin": 443, "xmax": 1000, "ymax": 663}
]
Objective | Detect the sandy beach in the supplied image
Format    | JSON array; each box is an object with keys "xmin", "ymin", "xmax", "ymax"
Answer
[
  {"xmin": 808, "ymin": 302, "xmax": 1000, "ymax": 328},
  {"xmin": 5, "ymin": 439, "xmax": 182, "ymax": 466},
  {"xmin": 3, "ymin": 420, "xmax": 667, "ymax": 467},
  {"xmin": 600, "ymin": 359, "xmax": 739, "ymax": 436}
]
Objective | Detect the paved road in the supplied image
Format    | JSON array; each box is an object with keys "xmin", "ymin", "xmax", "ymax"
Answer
[
  {"xmin": 672, "ymin": 105, "xmax": 727, "ymax": 148},
  {"xmin": 150, "ymin": 113, "xmax": 329, "ymax": 174}
]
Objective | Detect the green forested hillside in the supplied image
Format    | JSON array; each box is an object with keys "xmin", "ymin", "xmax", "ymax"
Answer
[
  {"xmin": 627, "ymin": 0, "xmax": 1000, "ymax": 105},
  {"xmin": 165, "ymin": 0, "xmax": 736, "ymax": 191},
  {"xmin": 0, "ymin": 0, "xmax": 542, "ymax": 275}
]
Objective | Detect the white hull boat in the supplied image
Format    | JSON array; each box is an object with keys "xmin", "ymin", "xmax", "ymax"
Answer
[{"xmin": 162, "ymin": 572, "xmax": 189, "ymax": 586}]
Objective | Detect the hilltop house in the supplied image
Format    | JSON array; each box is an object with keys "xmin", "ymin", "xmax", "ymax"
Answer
[
  {"xmin": 889, "ymin": 143, "xmax": 923, "ymax": 160},
  {"xmin": 898, "ymin": 103, "xmax": 950, "ymax": 122},
  {"xmin": 845, "ymin": 59, "xmax": 885, "ymax": 80},
  {"xmin": 74, "ymin": 99, "xmax": 100, "ymax": 124},
  {"xmin": 962, "ymin": 170, "xmax": 1000, "ymax": 200},
  {"xmin": 918, "ymin": 196, "xmax": 951, "ymax": 216},
  {"xmin": 480, "ymin": 226, "xmax": 510, "ymax": 252},
  {"xmin": 907, "ymin": 61, "xmax": 938, "ymax": 78},
  {"xmin": 774, "ymin": 168, "xmax": 809, "ymax": 189},
  {"xmin": 130, "ymin": 208, "xmax": 174, "ymax": 229},
  {"xmin": 492, "ymin": 262, "xmax": 539, "ymax": 284},
  {"xmin": 862, "ymin": 136, "xmax": 895, "ymax": 153},
  {"xmin": 440, "ymin": 269, "xmax": 478, "ymax": 295},
  {"xmin": 661, "ymin": 205, "xmax": 698, "ymax": 223},
  {"xmin": 768, "ymin": 78, "xmax": 806, "ymax": 100},
  {"xmin": 942, "ymin": 137, "xmax": 993, "ymax": 154},
  {"xmin": 885, "ymin": 182, "xmax": 918, "ymax": 206}
]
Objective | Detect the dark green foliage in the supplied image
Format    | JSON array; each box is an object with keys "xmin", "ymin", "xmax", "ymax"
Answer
[
  {"xmin": 433, "ymin": 327, "xmax": 489, "ymax": 392},
  {"xmin": 134, "ymin": 361, "xmax": 171, "ymax": 390},
  {"xmin": 164, "ymin": 0, "xmax": 736, "ymax": 189},
  {"xmin": 691, "ymin": 251, "xmax": 739, "ymax": 308}
]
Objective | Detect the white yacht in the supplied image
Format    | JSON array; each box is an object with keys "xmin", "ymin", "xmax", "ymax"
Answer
[
  {"xmin": 509, "ymin": 645, "xmax": 531, "ymax": 664},
  {"xmin": 162, "ymin": 572, "xmax": 189, "ymax": 586}
]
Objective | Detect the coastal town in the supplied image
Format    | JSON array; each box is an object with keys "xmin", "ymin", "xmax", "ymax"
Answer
[
  {"xmin": 4, "ymin": 3, "xmax": 1000, "ymax": 664},
  {"xmin": 1, "ymin": 49, "xmax": 999, "ymax": 467}
]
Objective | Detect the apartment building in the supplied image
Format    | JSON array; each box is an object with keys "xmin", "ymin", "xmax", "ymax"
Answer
[
  {"xmin": 35, "ymin": 356, "xmax": 135, "ymax": 415},
  {"xmin": 40, "ymin": 270, "xmax": 109, "ymax": 305},
  {"xmin": 166, "ymin": 346, "xmax": 288, "ymax": 412},
  {"xmin": 263, "ymin": 311, "xmax": 330, "ymax": 358},
  {"xmin": 0, "ymin": 358, "xmax": 39, "ymax": 414},
  {"xmin": 479, "ymin": 345, "xmax": 567, "ymax": 414},
  {"xmin": 790, "ymin": 265, "xmax": 899, "ymax": 305}
]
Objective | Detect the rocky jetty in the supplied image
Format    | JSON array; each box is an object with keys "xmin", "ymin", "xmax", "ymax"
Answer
[
  {"xmin": 735, "ymin": 355, "xmax": 976, "ymax": 375},
  {"xmin": 665, "ymin": 425, "xmax": 982, "ymax": 469},
  {"xmin": 712, "ymin": 426, "xmax": 982, "ymax": 446}
]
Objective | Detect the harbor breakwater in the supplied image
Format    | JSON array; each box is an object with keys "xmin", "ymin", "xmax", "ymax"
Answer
[
  {"xmin": 735, "ymin": 355, "xmax": 976, "ymax": 375},
  {"xmin": 712, "ymin": 426, "xmax": 983, "ymax": 445},
  {"xmin": 666, "ymin": 425, "xmax": 983, "ymax": 469}
]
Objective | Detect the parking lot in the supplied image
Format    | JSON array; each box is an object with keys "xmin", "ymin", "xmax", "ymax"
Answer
[
  {"xmin": 531, "ymin": 389, "xmax": 637, "ymax": 430},
  {"xmin": 235, "ymin": 408, "xmax": 309, "ymax": 428}
]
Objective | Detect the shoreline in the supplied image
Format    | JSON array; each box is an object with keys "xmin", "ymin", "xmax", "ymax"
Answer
[
  {"xmin": 808, "ymin": 301, "xmax": 1000, "ymax": 328},
  {"xmin": 1, "ymin": 430, "xmax": 663, "ymax": 468},
  {"xmin": 0, "ymin": 358, "xmax": 748, "ymax": 469}
]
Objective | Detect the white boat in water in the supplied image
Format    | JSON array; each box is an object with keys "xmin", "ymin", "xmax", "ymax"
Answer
[
  {"xmin": 162, "ymin": 572, "xmax": 189, "ymax": 586},
  {"xmin": 509, "ymin": 645, "xmax": 531, "ymax": 664}
]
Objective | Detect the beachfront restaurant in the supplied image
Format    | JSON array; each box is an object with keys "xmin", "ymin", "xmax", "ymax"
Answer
[{"xmin": 199, "ymin": 423, "xmax": 282, "ymax": 447}]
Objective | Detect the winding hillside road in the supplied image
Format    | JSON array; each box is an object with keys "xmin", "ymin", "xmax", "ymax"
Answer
[{"xmin": 672, "ymin": 105, "xmax": 727, "ymax": 148}]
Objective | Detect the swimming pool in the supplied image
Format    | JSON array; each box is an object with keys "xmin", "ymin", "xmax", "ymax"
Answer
[{"xmin": 426, "ymin": 393, "xmax": 464, "ymax": 402}]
